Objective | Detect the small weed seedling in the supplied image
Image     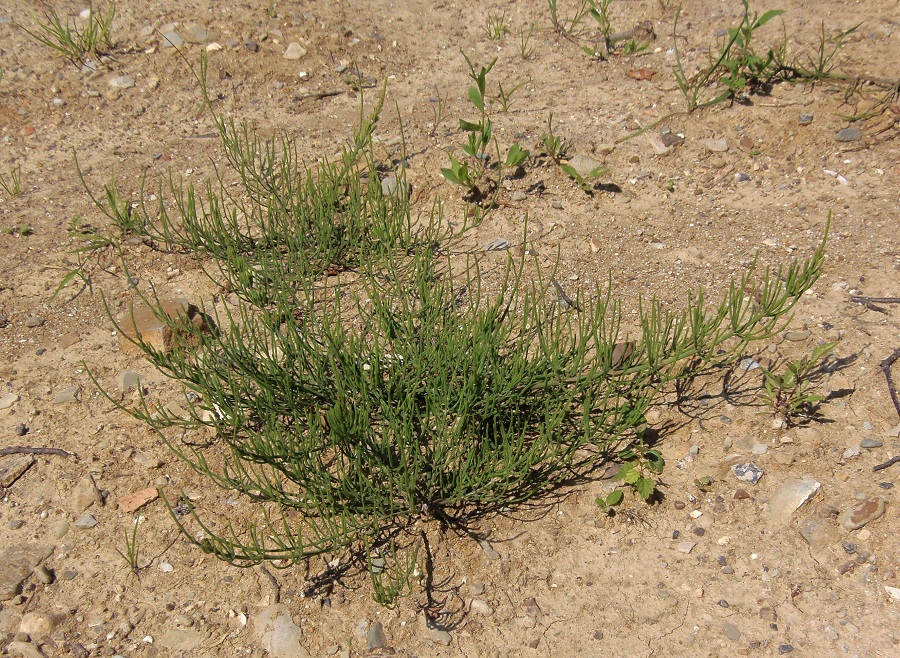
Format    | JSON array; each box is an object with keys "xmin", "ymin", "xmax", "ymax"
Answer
[
  {"xmin": 759, "ymin": 340, "xmax": 838, "ymax": 425},
  {"xmin": 597, "ymin": 441, "xmax": 666, "ymax": 511},
  {"xmin": 21, "ymin": 2, "xmax": 116, "ymax": 67},
  {"xmin": 492, "ymin": 78, "xmax": 530, "ymax": 112},
  {"xmin": 483, "ymin": 10, "xmax": 510, "ymax": 40},
  {"xmin": 560, "ymin": 161, "xmax": 608, "ymax": 193},
  {"xmin": 116, "ymin": 518, "xmax": 141, "ymax": 572},
  {"xmin": 547, "ymin": 0, "xmax": 590, "ymax": 39},
  {"xmin": 540, "ymin": 112, "xmax": 570, "ymax": 160},
  {"xmin": 0, "ymin": 165, "xmax": 22, "ymax": 197},
  {"xmin": 518, "ymin": 24, "xmax": 536, "ymax": 59}
]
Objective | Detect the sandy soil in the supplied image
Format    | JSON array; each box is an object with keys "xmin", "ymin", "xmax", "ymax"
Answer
[{"xmin": 1, "ymin": 0, "xmax": 899, "ymax": 656}]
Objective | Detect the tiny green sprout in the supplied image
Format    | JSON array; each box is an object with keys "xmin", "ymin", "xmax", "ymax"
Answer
[
  {"xmin": 694, "ymin": 476, "xmax": 714, "ymax": 492},
  {"xmin": 483, "ymin": 10, "xmax": 509, "ymax": 41},
  {"xmin": 595, "ymin": 489, "xmax": 624, "ymax": 511},
  {"xmin": 759, "ymin": 340, "xmax": 838, "ymax": 425},
  {"xmin": 614, "ymin": 444, "xmax": 665, "ymax": 501},
  {"xmin": 505, "ymin": 143, "xmax": 529, "ymax": 169},
  {"xmin": 620, "ymin": 39, "xmax": 649, "ymax": 55},
  {"xmin": 560, "ymin": 163, "xmax": 608, "ymax": 193}
]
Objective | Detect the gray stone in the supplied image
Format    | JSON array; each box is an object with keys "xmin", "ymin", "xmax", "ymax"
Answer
[
  {"xmin": 722, "ymin": 621, "xmax": 741, "ymax": 641},
  {"xmin": 860, "ymin": 438, "xmax": 884, "ymax": 449},
  {"xmin": 7, "ymin": 641, "xmax": 44, "ymax": 658},
  {"xmin": 367, "ymin": 621, "xmax": 386, "ymax": 649},
  {"xmin": 836, "ymin": 127, "xmax": 862, "ymax": 142},
  {"xmin": 838, "ymin": 497, "xmax": 885, "ymax": 530},
  {"xmin": 71, "ymin": 477, "xmax": 103, "ymax": 512},
  {"xmin": 119, "ymin": 371, "xmax": 142, "ymax": 391},
  {"xmin": 133, "ymin": 452, "xmax": 162, "ymax": 469},
  {"xmin": 0, "ymin": 456, "xmax": 34, "ymax": 488},
  {"xmin": 380, "ymin": 176, "xmax": 408, "ymax": 199},
  {"xmin": 427, "ymin": 628, "xmax": 452, "ymax": 645},
  {"xmin": 0, "ymin": 544, "xmax": 53, "ymax": 601},
  {"xmin": 50, "ymin": 521, "xmax": 69, "ymax": 539},
  {"xmin": 184, "ymin": 25, "xmax": 213, "ymax": 44},
  {"xmin": 702, "ymin": 139, "xmax": 729, "ymax": 152},
  {"xmin": 52, "ymin": 385, "xmax": 81, "ymax": 405},
  {"xmin": 511, "ymin": 190, "xmax": 527, "ymax": 202},
  {"xmin": 0, "ymin": 392, "xmax": 19, "ymax": 409},
  {"xmin": 73, "ymin": 513, "xmax": 98, "ymax": 529},
  {"xmin": 798, "ymin": 519, "xmax": 840, "ymax": 549},
  {"xmin": 32, "ymin": 566, "xmax": 54, "ymax": 585},
  {"xmin": 253, "ymin": 604, "xmax": 309, "ymax": 658},
  {"xmin": 734, "ymin": 172, "xmax": 750, "ymax": 182},
  {"xmin": 483, "ymin": 238, "xmax": 511, "ymax": 252},
  {"xmin": 470, "ymin": 599, "xmax": 493, "ymax": 616},
  {"xmin": 784, "ymin": 330, "xmax": 810, "ymax": 341},
  {"xmin": 766, "ymin": 476, "xmax": 820, "ymax": 524},
  {"xmin": 479, "ymin": 539, "xmax": 500, "ymax": 560},
  {"xmin": 284, "ymin": 43, "xmax": 307, "ymax": 59},
  {"xmin": 565, "ymin": 154, "xmax": 605, "ymax": 178},
  {"xmin": 842, "ymin": 446, "xmax": 861, "ymax": 460},
  {"xmin": 677, "ymin": 541, "xmax": 697, "ymax": 554},
  {"xmin": 24, "ymin": 317, "xmax": 44, "ymax": 328},
  {"xmin": 161, "ymin": 32, "xmax": 184, "ymax": 49},
  {"xmin": 798, "ymin": 114, "xmax": 814, "ymax": 125},
  {"xmin": 732, "ymin": 462, "xmax": 764, "ymax": 485},
  {"xmin": 108, "ymin": 75, "xmax": 135, "ymax": 89},
  {"xmin": 14, "ymin": 423, "xmax": 27, "ymax": 436}
]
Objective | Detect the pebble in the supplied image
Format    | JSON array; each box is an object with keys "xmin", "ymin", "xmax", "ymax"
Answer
[
  {"xmin": 702, "ymin": 139, "xmax": 729, "ymax": 152},
  {"xmin": 24, "ymin": 316, "xmax": 44, "ymax": 328},
  {"xmin": 32, "ymin": 566, "xmax": 54, "ymax": 585},
  {"xmin": 885, "ymin": 586, "xmax": 900, "ymax": 601},
  {"xmin": 0, "ymin": 543, "xmax": 53, "ymax": 601},
  {"xmin": 784, "ymin": 330, "xmax": 809, "ymax": 341},
  {"xmin": 426, "ymin": 628, "xmax": 452, "ymax": 646},
  {"xmin": 734, "ymin": 172, "xmax": 750, "ymax": 182},
  {"xmin": 798, "ymin": 519, "xmax": 840, "ymax": 549},
  {"xmin": 367, "ymin": 622, "xmax": 386, "ymax": 649},
  {"xmin": 0, "ymin": 392, "xmax": 19, "ymax": 409},
  {"xmin": 14, "ymin": 424, "xmax": 27, "ymax": 436},
  {"xmin": 52, "ymin": 385, "xmax": 81, "ymax": 405},
  {"xmin": 842, "ymin": 446, "xmax": 861, "ymax": 460},
  {"xmin": 860, "ymin": 438, "xmax": 883, "ymax": 449},
  {"xmin": 759, "ymin": 607, "xmax": 777, "ymax": 622},
  {"xmin": 732, "ymin": 463, "xmax": 764, "ymax": 485},
  {"xmin": 119, "ymin": 371, "xmax": 143, "ymax": 391},
  {"xmin": 73, "ymin": 513, "xmax": 98, "ymax": 529},
  {"xmin": 159, "ymin": 562, "xmax": 174, "ymax": 572},
  {"xmin": 161, "ymin": 32, "xmax": 184, "ymax": 49},
  {"xmin": 19, "ymin": 611, "xmax": 58, "ymax": 635},
  {"xmin": 479, "ymin": 539, "xmax": 501, "ymax": 560},
  {"xmin": 836, "ymin": 127, "xmax": 862, "ymax": 142},
  {"xmin": 798, "ymin": 114, "xmax": 814, "ymax": 125},
  {"xmin": 71, "ymin": 477, "xmax": 104, "ymax": 512},
  {"xmin": 677, "ymin": 541, "xmax": 696, "ymax": 553},
  {"xmin": 739, "ymin": 358, "xmax": 760, "ymax": 371},
  {"xmin": 483, "ymin": 238, "xmax": 511, "ymax": 251},
  {"xmin": 245, "ymin": 40, "xmax": 259, "ymax": 52},
  {"xmin": 108, "ymin": 75, "xmax": 135, "ymax": 89},
  {"xmin": 133, "ymin": 452, "xmax": 163, "ymax": 469},
  {"xmin": 767, "ymin": 476, "xmax": 821, "ymax": 524},
  {"xmin": 838, "ymin": 497, "xmax": 885, "ymax": 530},
  {"xmin": 184, "ymin": 25, "xmax": 212, "ymax": 44},
  {"xmin": 7, "ymin": 641, "xmax": 43, "ymax": 658},
  {"xmin": 380, "ymin": 176, "xmax": 408, "ymax": 198},
  {"xmin": 50, "ymin": 521, "xmax": 69, "ymax": 539},
  {"xmin": 722, "ymin": 621, "xmax": 741, "ymax": 641},
  {"xmin": 470, "ymin": 599, "xmax": 493, "ymax": 616},
  {"xmin": 778, "ymin": 644, "xmax": 794, "ymax": 654},
  {"xmin": 253, "ymin": 604, "xmax": 309, "ymax": 658},
  {"xmin": 118, "ymin": 487, "xmax": 159, "ymax": 513},
  {"xmin": 511, "ymin": 190, "xmax": 527, "ymax": 202},
  {"xmin": 284, "ymin": 43, "xmax": 307, "ymax": 59},
  {"xmin": 551, "ymin": 199, "xmax": 564, "ymax": 210}
]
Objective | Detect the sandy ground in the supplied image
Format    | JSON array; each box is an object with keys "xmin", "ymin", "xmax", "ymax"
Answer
[{"xmin": 1, "ymin": 0, "xmax": 899, "ymax": 656}]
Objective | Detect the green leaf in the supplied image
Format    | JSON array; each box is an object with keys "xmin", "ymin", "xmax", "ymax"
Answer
[
  {"xmin": 635, "ymin": 477, "xmax": 655, "ymax": 500},
  {"xmin": 606, "ymin": 490, "xmax": 624, "ymax": 506},
  {"xmin": 755, "ymin": 9, "xmax": 785, "ymax": 28},
  {"xmin": 459, "ymin": 119, "xmax": 482, "ymax": 133},
  {"xmin": 505, "ymin": 142, "xmax": 529, "ymax": 167},
  {"xmin": 622, "ymin": 469, "xmax": 640, "ymax": 485},
  {"xmin": 468, "ymin": 86, "xmax": 484, "ymax": 111}
]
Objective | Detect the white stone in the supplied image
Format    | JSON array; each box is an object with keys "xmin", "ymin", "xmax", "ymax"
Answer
[
  {"xmin": 284, "ymin": 43, "xmax": 307, "ymax": 59},
  {"xmin": 766, "ymin": 476, "xmax": 820, "ymax": 524},
  {"xmin": 254, "ymin": 604, "xmax": 310, "ymax": 658}
]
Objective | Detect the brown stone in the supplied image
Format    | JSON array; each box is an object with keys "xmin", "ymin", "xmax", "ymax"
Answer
[
  {"xmin": 116, "ymin": 298, "xmax": 206, "ymax": 355},
  {"xmin": 838, "ymin": 497, "xmax": 886, "ymax": 531},
  {"xmin": 118, "ymin": 487, "xmax": 159, "ymax": 514}
]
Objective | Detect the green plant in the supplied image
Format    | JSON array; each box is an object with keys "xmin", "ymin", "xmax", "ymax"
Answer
[
  {"xmin": 0, "ymin": 165, "xmax": 22, "ymax": 197},
  {"xmin": 785, "ymin": 21, "xmax": 860, "ymax": 82},
  {"xmin": 492, "ymin": 78, "xmax": 530, "ymax": 112},
  {"xmin": 5, "ymin": 224, "xmax": 32, "ymax": 236},
  {"xmin": 547, "ymin": 0, "xmax": 590, "ymax": 38},
  {"xmin": 674, "ymin": 1, "xmax": 785, "ymax": 110},
  {"xmin": 518, "ymin": 23, "xmax": 535, "ymax": 59},
  {"xmin": 620, "ymin": 38, "xmax": 649, "ymax": 55},
  {"xmin": 694, "ymin": 475, "xmax": 714, "ymax": 492},
  {"xmin": 428, "ymin": 85, "xmax": 447, "ymax": 136},
  {"xmin": 116, "ymin": 518, "xmax": 141, "ymax": 572},
  {"xmin": 760, "ymin": 340, "xmax": 838, "ymax": 424},
  {"xmin": 596, "ymin": 441, "xmax": 665, "ymax": 510},
  {"xmin": 84, "ymin": 58, "xmax": 831, "ymax": 606},
  {"xmin": 560, "ymin": 161, "xmax": 608, "ymax": 193},
  {"xmin": 540, "ymin": 112, "xmax": 570, "ymax": 160},
  {"xmin": 587, "ymin": 0, "xmax": 614, "ymax": 54},
  {"xmin": 20, "ymin": 2, "xmax": 115, "ymax": 67},
  {"xmin": 483, "ymin": 9, "xmax": 509, "ymax": 40}
]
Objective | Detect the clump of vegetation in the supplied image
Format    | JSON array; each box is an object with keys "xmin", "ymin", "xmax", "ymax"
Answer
[
  {"xmin": 78, "ymin": 56, "xmax": 831, "ymax": 607},
  {"xmin": 760, "ymin": 340, "xmax": 838, "ymax": 425},
  {"xmin": 20, "ymin": 2, "xmax": 116, "ymax": 67},
  {"xmin": 0, "ymin": 165, "xmax": 22, "ymax": 198}
]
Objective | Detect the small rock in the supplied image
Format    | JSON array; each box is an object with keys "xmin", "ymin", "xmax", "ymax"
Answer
[
  {"xmin": 836, "ymin": 127, "xmax": 862, "ymax": 142},
  {"xmin": 253, "ymin": 604, "xmax": 309, "ymax": 658},
  {"xmin": 588, "ymin": 237, "xmax": 601, "ymax": 253},
  {"xmin": 798, "ymin": 519, "xmax": 840, "ymax": 549},
  {"xmin": 551, "ymin": 199, "xmax": 564, "ymax": 210},
  {"xmin": 483, "ymin": 238, "xmax": 511, "ymax": 252},
  {"xmin": 798, "ymin": 114, "xmax": 813, "ymax": 125},
  {"xmin": 784, "ymin": 330, "xmax": 809, "ymax": 341},
  {"xmin": 739, "ymin": 358, "xmax": 760, "ymax": 371},
  {"xmin": 157, "ymin": 629, "xmax": 208, "ymax": 652},
  {"xmin": 71, "ymin": 476, "xmax": 104, "ymax": 512},
  {"xmin": 773, "ymin": 451, "xmax": 794, "ymax": 466},
  {"xmin": 479, "ymin": 539, "xmax": 500, "ymax": 560},
  {"xmin": 702, "ymin": 139, "xmax": 729, "ymax": 152},
  {"xmin": 108, "ymin": 75, "xmax": 135, "ymax": 89},
  {"xmin": 118, "ymin": 487, "xmax": 158, "ymax": 514},
  {"xmin": 19, "ymin": 611, "xmax": 58, "ymax": 635},
  {"xmin": 184, "ymin": 25, "xmax": 212, "ymax": 44},
  {"xmin": 860, "ymin": 438, "xmax": 883, "ymax": 449},
  {"xmin": 7, "ymin": 641, "xmax": 44, "ymax": 658},
  {"xmin": 117, "ymin": 298, "xmax": 207, "ymax": 355},
  {"xmin": 426, "ymin": 628, "xmax": 452, "ymax": 646},
  {"xmin": 32, "ymin": 566, "xmax": 54, "ymax": 585},
  {"xmin": 470, "ymin": 599, "xmax": 493, "ymax": 616},
  {"xmin": 159, "ymin": 562, "xmax": 174, "ymax": 572},
  {"xmin": 24, "ymin": 316, "xmax": 44, "ymax": 328},
  {"xmin": 367, "ymin": 622, "xmax": 386, "ymax": 649},
  {"xmin": 284, "ymin": 42, "xmax": 307, "ymax": 59},
  {"xmin": 759, "ymin": 606, "xmax": 777, "ymax": 622},
  {"xmin": 732, "ymin": 463, "xmax": 764, "ymax": 485},
  {"xmin": 842, "ymin": 446, "xmax": 861, "ymax": 460},
  {"xmin": 722, "ymin": 621, "xmax": 741, "ymax": 641},
  {"xmin": 767, "ymin": 476, "xmax": 821, "ymax": 524},
  {"xmin": 511, "ymin": 190, "xmax": 527, "ymax": 202},
  {"xmin": 119, "ymin": 371, "xmax": 143, "ymax": 391},
  {"xmin": 380, "ymin": 176, "xmax": 408, "ymax": 198},
  {"xmin": 161, "ymin": 32, "xmax": 184, "ymax": 49},
  {"xmin": 677, "ymin": 541, "xmax": 696, "ymax": 554},
  {"xmin": 778, "ymin": 644, "xmax": 794, "ymax": 654},
  {"xmin": 52, "ymin": 385, "xmax": 81, "ymax": 405},
  {"xmin": 133, "ymin": 452, "xmax": 163, "ymax": 469},
  {"xmin": 734, "ymin": 172, "xmax": 750, "ymax": 182},
  {"xmin": 0, "ymin": 543, "xmax": 53, "ymax": 601},
  {"xmin": 885, "ymin": 586, "xmax": 900, "ymax": 600},
  {"xmin": 74, "ymin": 513, "xmax": 98, "ymax": 529},
  {"xmin": 0, "ymin": 456, "xmax": 34, "ymax": 488},
  {"xmin": 50, "ymin": 521, "xmax": 69, "ymax": 539},
  {"xmin": 838, "ymin": 497, "xmax": 885, "ymax": 530},
  {"xmin": 0, "ymin": 392, "xmax": 19, "ymax": 409},
  {"xmin": 244, "ymin": 40, "xmax": 259, "ymax": 52}
]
